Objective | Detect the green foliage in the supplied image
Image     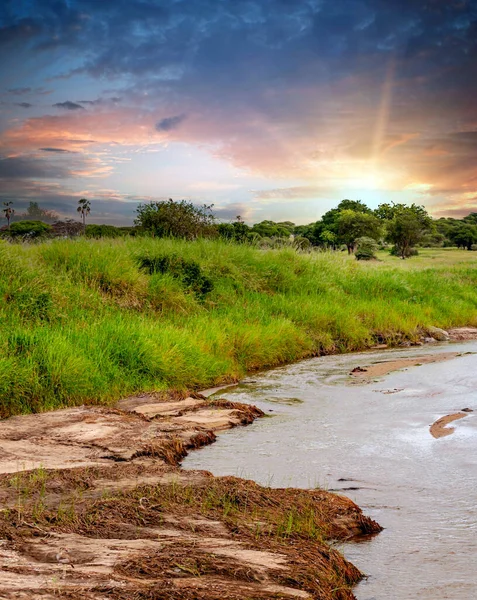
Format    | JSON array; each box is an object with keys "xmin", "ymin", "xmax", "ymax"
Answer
[
  {"xmin": 251, "ymin": 220, "xmax": 293, "ymax": 238},
  {"xmin": 385, "ymin": 204, "xmax": 432, "ymax": 259},
  {"xmin": 1, "ymin": 238, "xmax": 477, "ymax": 418},
  {"xmin": 355, "ymin": 237, "xmax": 378, "ymax": 260},
  {"xmin": 217, "ymin": 218, "xmax": 251, "ymax": 243},
  {"xmin": 86, "ymin": 224, "xmax": 125, "ymax": 238},
  {"xmin": 389, "ymin": 245, "xmax": 419, "ymax": 257},
  {"xmin": 7, "ymin": 220, "xmax": 51, "ymax": 238},
  {"xmin": 138, "ymin": 253, "xmax": 213, "ymax": 298},
  {"xmin": 448, "ymin": 224, "xmax": 477, "ymax": 250},
  {"xmin": 337, "ymin": 210, "xmax": 382, "ymax": 253},
  {"xmin": 135, "ymin": 199, "xmax": 216, "ymax": 239}
]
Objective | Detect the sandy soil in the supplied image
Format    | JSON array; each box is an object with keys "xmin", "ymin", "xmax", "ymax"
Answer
[
  {"xmin": 0, "ymin": 392, "xmax": 381, "ymax": 600},
  {"xmin": 430, "ymin": 412, "xmax": 470, "ymax": 438},
  {"xmin": 350, "ymin": 352, "xmax": 460, "ymax": 381},
  {"xmin": 448, "ymin": 327, "xmax": 477, "ymax": 341}
]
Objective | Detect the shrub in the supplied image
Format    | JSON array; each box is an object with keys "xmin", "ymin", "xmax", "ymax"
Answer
[
  {"xmin": 138, "ymin": 253, "xmax": 213, "ymax": 298},
  {"xmin": 86, "ymin": 224, "xmax": 124, "ymax": 238},
  {"xmin": 7, "ymin": 220, "xmax": 51, "ymax": 239},
  {"xmin": 135, "ymin": 199, "xmax": 216, "ymax": 239},
  {"xmin": 355, "ymin": 237, "xmax": 378, "ymax": 260},
  {"xmin": 389, "ymin": 245, "xmax": 419, "ymax": 257}
]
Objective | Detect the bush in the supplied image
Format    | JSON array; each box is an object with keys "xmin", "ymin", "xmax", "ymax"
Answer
[
  {"xmin": 138, "ymin": 253, "xmax": 213, "ymax": 299},
  {"xmin": 355, "ymin": 237, "xmax": 378, "ymax": 260},
  {"xmin": 86, "ymin": 224, "xmax": 125, "ymax": 238},
  {"xmin": 7, "ymin": 220, "xmax": 51, "ymax": 239},
  {"xmin": 389, "ymin": 245, "xmax": 418, "ymax": 257}
]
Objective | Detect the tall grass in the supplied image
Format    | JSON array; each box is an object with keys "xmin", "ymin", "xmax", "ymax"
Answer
[{"xmin": 1, "ymin": 238, "xmax": 476, "ymax": 417}]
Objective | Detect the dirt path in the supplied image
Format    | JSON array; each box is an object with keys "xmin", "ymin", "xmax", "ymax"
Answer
[{"xmin": 0, "ymin": 392, "xmax": 381, "ymax": 600}]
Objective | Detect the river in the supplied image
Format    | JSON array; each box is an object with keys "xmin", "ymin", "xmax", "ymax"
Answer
[{"xmin": 184, "ymin": 342, "xmax": 477, "ymax": 599}]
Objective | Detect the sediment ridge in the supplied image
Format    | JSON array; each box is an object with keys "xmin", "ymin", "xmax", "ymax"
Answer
[{"xmin": 0, "ymin": 392, "xmax": 381, "ymax": 600}]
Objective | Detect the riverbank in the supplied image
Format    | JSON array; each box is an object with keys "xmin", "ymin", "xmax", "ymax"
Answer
[
  {"xmin": 0, "ymin": 392, "xmax": 381, "ymax": 600},
  {"xmin": 2, "ymin": 238, "xmax": 477, "ymax": 418}
]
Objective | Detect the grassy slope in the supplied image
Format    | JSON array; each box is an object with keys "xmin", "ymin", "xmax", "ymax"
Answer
[{"xmin": 1, "ymin": 239, "xmax": 476, "ymax": 417}]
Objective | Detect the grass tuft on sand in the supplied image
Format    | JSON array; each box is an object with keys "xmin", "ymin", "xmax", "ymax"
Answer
[{"xmin": 1, "ymin": 238, "xmax": 476, "ymax": 417}]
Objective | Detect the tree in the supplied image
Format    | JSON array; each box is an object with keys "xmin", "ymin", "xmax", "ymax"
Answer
[
  {"xmin": 23, "ymin": 201, "xmax": 59, "ymax": 223},
  {"xmin": 320, "ymin": 229, "xmax": 337, "ymax": 248},
  {"xmin": 385, "ymin": 205, "xmax": 432, "ymax": 258},
  {"xmin": 135, "ymin": 199, "xmax": 216, "ymax": 239},
  {"xmin": 2, "ymin": 201, "xmax": 14, "ymax": 229},
  {"xmin": 251, "ymin": 220, "xmax": 292, "ymax": 238},
  {"xmin": 463, "ymin": 212, "xmax": 477, "ymax": 225},
  {"xmin": 336, "ymin": 210, "xmax": 382, "ymax": 254},
  {"xmin": 77, "ymin": 198, "xmax": 91, "ymax": 230},
  {"xmin": 217, "ymin": 216, "xmax": 251, "ymax": 243},
  {"xmin": 449, "ymin": 224, "xmax": 477, "ymax": 250}
]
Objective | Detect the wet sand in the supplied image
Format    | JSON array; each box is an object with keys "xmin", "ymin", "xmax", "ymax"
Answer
[
  {"xmin": 350, "ymin": 352, "xmax": 460, "ymax": 380},
  {"xmin": 430, "ymin": 412, "xmax": 470, "ymax": 438}
]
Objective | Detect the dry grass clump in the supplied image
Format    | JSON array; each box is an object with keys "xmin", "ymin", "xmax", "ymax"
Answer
[{"xmin": 0, "ymin": 472, "xmax": 379, "ymax": 599}]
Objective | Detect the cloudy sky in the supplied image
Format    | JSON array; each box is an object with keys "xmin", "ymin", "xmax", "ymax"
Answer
[{"xmin": 1, "ymin": 0, "xmax": 476, "ymax": 225}]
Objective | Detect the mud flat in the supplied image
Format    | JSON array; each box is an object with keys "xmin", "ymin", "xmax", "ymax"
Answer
[{"xmin": 0, "ymin": 392, "xmax": 380, "ymax": 600}]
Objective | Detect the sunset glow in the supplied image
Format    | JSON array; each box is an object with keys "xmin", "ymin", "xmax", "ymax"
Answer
[{"xmin": 1, "ymin": 0, "xmax": 476, "ymax": 224}]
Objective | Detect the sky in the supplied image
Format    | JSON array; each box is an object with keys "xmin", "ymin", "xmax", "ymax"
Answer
[{"xmin": 1, "ymin": 0, "xmax": 476, "ymax": 225}]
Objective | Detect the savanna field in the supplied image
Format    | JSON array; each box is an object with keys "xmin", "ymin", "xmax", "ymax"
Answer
[{"xmin": 1, "ymin": 237, "xmax": 476, "ymax": 418}]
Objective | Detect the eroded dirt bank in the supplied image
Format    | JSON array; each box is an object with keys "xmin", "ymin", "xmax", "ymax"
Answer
[{"xmin": 0, "ymin": 392, "xmax": 381, "ymax": 600}]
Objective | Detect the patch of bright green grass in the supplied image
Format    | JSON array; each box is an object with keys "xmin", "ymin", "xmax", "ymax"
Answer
[{"xmin": 0, "ymin": 238, "xmax": 476, "ymax": 417}]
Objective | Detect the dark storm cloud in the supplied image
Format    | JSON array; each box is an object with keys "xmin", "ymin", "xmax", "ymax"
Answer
[
  {"xmin": 77, "ymin": 97, "xmax": 121, "ymax": 105},
  {"xmin": 0, "ymin": 155, "xmax": 73, "ymax": 179},
  {"xmin": 155, "ymin": 114, "xmax": 186, "ymax": 132},
  {"xmin": 40, "ymin": 147, "xmax": 77, "ymax": 153},
  {"xmin": 1, "ymin": 0, "xmax": 477, "ymax": 213},
  {"xmin": 53, "ymin": 101, "xmax": 85, "ymax": 110},
  {"xmin": 15, "ymin": 102, "xmax": 32, "ymax": 108}
]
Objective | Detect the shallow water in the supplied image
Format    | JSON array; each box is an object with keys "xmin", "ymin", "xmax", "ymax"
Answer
[{"xmin": 184, "ymin": 342, "xmax": 477, "ymax": 599}]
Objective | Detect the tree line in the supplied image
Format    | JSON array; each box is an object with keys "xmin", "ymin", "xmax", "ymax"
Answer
[{"xmin": 2, "ymin": 197, "xmax": 477, "ymax": 259}]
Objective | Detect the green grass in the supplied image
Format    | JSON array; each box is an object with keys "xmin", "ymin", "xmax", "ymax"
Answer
[{"xmin": 0, "ymin": 238, "xmax": 476, "ymax": 417}]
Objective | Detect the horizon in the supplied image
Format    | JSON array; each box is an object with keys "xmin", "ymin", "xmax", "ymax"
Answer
[{"xmin": 1, "ymin": 0, "xmax": 477, "ymax": 226}]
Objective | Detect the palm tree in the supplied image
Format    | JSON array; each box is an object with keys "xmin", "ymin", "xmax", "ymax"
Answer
[
  {"xmin": 77, "ymin": 198, "xmax": 91, "ymax": 231},
  {"xmin": 2, "ymin": 201, "xmax": 14, "ymax": 229}
]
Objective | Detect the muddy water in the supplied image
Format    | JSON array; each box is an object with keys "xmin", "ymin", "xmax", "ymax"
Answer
[{"xmin": 184, "ymin": 343, "xmax": 477, "ymax": 599}]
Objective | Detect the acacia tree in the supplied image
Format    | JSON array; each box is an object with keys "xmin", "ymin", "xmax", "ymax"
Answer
[
  {"xmin": 2, "ymin": 201, "xmax": 14, "ymax": 229},
  {"xmin": 77, "ymin": 198, "xmax": 91, "ymax": 230}
]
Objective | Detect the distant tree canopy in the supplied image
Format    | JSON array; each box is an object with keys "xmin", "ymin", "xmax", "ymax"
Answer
[
  {"xmin": 22, "ymin": 201, "xmax": 59, "ymax": 224},
  {"xmin": 2, "ymin": 196, "xmax": 476, "ymax": 256},
  {"xmin": 135, "ymin": 199, "xmax": 216, "ymax": 239}
]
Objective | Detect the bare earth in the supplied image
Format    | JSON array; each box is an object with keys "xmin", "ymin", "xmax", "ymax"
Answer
[
  {"xmin": 430, "ymin": 413, "xmax": 470, "ymax": 438},
  {"xmin": 350, "ymin": 352, "xmax": 460, "ymax": 380},
  {"xmin": 0, "ymin": 392, "xmax": 380, "ymax": 600}
]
